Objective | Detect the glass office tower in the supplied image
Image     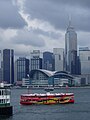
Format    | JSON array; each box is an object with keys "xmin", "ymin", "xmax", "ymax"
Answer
[
  {"xmin": 3, "ymin": 49, "xmax": 14, "ymax": 84},
  {"xmin": 17, "ymin": 57, "xmax": 29, "ymax": 85},
  {"xmin": 43, "ymin": 52, "xmax": 54, "ymax": 71},
  {"xmin": 65, "ymin": 21, "xmax": 77, "ymax": 74}
]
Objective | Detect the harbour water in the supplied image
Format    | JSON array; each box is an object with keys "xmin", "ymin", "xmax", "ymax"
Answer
[{"xmin": 1, "ymin": 87, "xmax": 90, "ymax": 120}]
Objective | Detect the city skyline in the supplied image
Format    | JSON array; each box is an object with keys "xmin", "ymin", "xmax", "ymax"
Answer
[{"xmin": 0, "ymin": 0, "xmax": 90, "ymax": 57}]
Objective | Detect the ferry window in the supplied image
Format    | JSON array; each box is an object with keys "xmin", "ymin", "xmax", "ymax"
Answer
[
  {"xmin": 2, "ymin": 99, "xmax": 4, "ymax": 103},
  {"xmin": 3, "ymin": 99, "xmax": 5, "ymax": 103},
  {"xmin": 3, "ymin": 90, "xmax": 7, "ymax": 95},
  {"xmin": 6, "ymin": 99, "xmax": 9, "ymax": 103},
  {"xmin": 4, "ymin": 89, "xmax": 10, "ymax": 95},
  {"xmin": 0, "ymin": 91, "xmax": 1, "ymax": 95},
  {"xmin": 2, "ymin": 90, "xmax": 3, "ymax": 95},
  {"xmin": 1, "ymin": 99, "xmax": 3, "ymax": 103}
]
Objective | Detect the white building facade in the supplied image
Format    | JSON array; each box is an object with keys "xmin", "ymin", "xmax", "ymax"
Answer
[
  {"xmin": 53, "ymin": 48, "xmax": 64, "ymax": 71},
  {"xmin": 79, "ymin": 49, "xmax": 90, "ymax": 84},
  {"xmin": 30, "ymin": 50, "xmax": 42, "ymax": 71}
]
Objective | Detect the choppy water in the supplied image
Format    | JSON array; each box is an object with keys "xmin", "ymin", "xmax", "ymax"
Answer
[{"xmin": 1, "ymin": 87, "xmax": 90, "ymax": 120}]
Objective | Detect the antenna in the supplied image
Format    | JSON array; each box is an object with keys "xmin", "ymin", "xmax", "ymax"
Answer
[{"xmin": 68, "ymin": 14, "xmax": 72, "ymax": 26}]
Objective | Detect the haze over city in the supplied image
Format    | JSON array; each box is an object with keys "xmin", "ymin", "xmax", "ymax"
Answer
[{"xmin": 0, "ymin": 0, "xmax": 90, "ymax": 57}]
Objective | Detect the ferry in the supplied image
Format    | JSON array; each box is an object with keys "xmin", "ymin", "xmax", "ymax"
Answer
[
  {"xmin": 20, "ymin": 92, "xmax": 74, "ymax": 105},
  {"xmin": 0, "ymin": 83, "xmax": 13, "ymax": 116}
]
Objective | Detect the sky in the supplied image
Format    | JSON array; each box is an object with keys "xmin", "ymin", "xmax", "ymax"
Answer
[{"xmin": 0, "ymin": 0, "xmax": 90, "ymax": 57}]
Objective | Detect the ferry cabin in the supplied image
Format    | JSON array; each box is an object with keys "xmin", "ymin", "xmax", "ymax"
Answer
[{"xmin": 0, "ymin": 87, "xmax": 10, "ymax": 106}]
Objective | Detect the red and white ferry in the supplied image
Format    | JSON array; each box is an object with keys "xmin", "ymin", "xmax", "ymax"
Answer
[{"xmin": 20, "ymin": 92, "xmax": 74, "ymax": 105}]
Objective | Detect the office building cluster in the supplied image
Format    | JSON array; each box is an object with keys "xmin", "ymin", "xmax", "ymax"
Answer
[{"xmin": 0, "ymin": 22, "xmax": 90, "ymax": 86}]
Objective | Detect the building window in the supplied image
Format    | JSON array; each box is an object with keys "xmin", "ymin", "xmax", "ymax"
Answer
[
  {"xmin": 59, "ymin": 55, "xmax": 61, "ymax": 60},
  {"xmin": 88, "ymin": 56, "xmax": 90, "ymax": 60}
]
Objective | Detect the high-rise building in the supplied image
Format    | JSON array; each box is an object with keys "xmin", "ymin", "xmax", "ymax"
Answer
[
  {"xmin": 53, "ymin": 48, "xmax": 64, "ymax": 71},
  {"xmin": 79, "ymin": 48, "xmax": 90, "ymax": 84},
  {"xmin": 79, "ymin": 48, "xmax": 90, "ymax": 74},
  {"xmin": 0, "ymin": 50, "xmax": 3, "ymax": 82},
  {"xmin": 16, "ymin": 57, "xmax": 29, "ymax": 85},
  {"xmin": 65, "ymin": 21, "xmax": 77, "ymax": 74},
  {"xmin": 3, "ymin": 49, "xmax": 14, "ymax": 84},
  {"xmin": 43, "ymin": 52, "xmax": 54, "ymax": 71},
  {"xmin": 0, "ymin": 50, "xmax": 2, "ymax": 68},
  {"xmin": 30, "ymin": 50, "xmax": 42, "ymax": 70}
]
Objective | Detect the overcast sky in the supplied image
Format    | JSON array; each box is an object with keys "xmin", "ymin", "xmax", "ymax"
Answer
[{"xmin": 0, "ymin": 0, "xmax": 90, "ymax": 57}]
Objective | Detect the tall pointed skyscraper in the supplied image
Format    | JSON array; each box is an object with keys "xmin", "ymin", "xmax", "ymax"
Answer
[{"xmin": 65, "ymin": 20, "xmax": 77, "ymax": 74}]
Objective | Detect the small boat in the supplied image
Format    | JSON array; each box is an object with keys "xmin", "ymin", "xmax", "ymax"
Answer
[{"xmin": 20, "ymin": 92, "xmax": 74, "ymax": 105}]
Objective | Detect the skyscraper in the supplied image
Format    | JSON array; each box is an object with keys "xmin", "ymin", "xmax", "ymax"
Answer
[
  {"xmin": 79, "ymin": 47, "xmax": 90, "ymax": 84},
  {"xmin": 43, "ymin": 52, "xmax": 54, "ymax": 71},
  {"xmin": 3, "ymin": 49, "xmax": 14, "ymax": 84},
  {"xmin": 53, "ymin": 48, "xmax": 64, "ymax": 71},
  {"xmin": 65, "ymin": 20, "xmax": 77, "ymax": 74},
  {"xmin": 0, "ymin": 50, "xmax": 3, "ymax": 82},
  {"xmin": 0, "ymin": 50, "xmax": 2, "ymax": 68},
  {"xmin": 79, "ymin": 48, "xmax": 90, "ymax": 74},
  {"xmin": 30, "ymin": 50, "xmax": 42, "ymax": 70},
  {"xmin": 16, "ymin": 57, "xmax": 29, "ymax": 85}
]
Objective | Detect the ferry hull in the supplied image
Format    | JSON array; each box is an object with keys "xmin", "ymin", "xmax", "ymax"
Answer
[
  {"xmin": 20, "ymin": 100, "xmax": 74, "ymax": 105},
  {"xmin": 0, "ymin": 106, "xmax": 13, "ymax": 116},
  {"xmin": 20, "ymin": 93, "xmax": 74, "ymax": 105}
]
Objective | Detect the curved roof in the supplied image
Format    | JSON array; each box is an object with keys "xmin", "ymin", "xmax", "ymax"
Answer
[
  {"xmin": 52, "ymin": 73, "xmax": 73, "ymax": 79},
  {"xmin": 29, "ymin": 69, "xmax": 74, "ymax": 79},
  {"xmin": 55, "ymin": 71, "xmax": 69, "ymax": 74},
  {"xmin": 39, "ymin": 69, "xmax": 56, "ymax": 76},
  {"xmin": 29, "ymin": 69, "xmax": 56, "ymax": 78}
]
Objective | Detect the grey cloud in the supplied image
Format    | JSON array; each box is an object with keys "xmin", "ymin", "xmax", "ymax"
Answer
[
  {"xmin": 0, "ymin": 0, "xmax": 89, "ymax": 56},
  {"xmin": 12, "ymin": 29, "xmax": 45, "ymax": 47},
  {"xmin": 0, "ymin": 0, "xmax": 26, "ymax": 29},
  {"xmin": 24, "ymin": 0, "xmax": 90, "ymax": 31},
  {"xmin": 77, "ymin": 32, "xmax": 90, "ymax": 47},
  {"xmin": 34, "ymin": 29, "xmax": 62, "ymax": 40},
  {"xmin": 49, "ymin": 0, "xmax": 90, "ymax": 8}
]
